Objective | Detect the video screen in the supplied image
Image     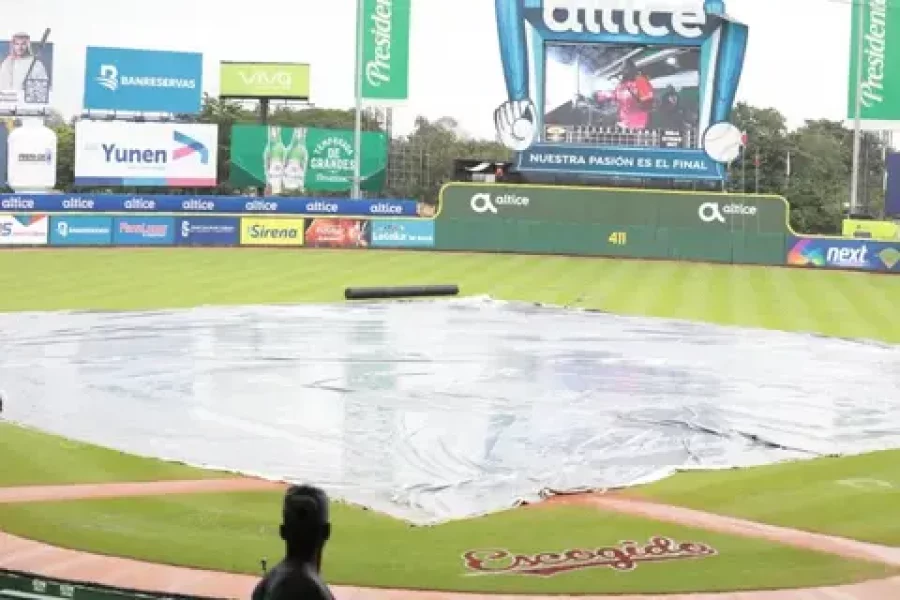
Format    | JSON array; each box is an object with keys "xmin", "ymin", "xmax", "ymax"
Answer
[{"xmin": 543, "ymin": 43, "xmax": 701, "ymax": 149}]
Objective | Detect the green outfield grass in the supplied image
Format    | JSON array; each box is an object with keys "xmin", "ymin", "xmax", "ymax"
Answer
[
  {"xmin": 0, "ymin": 490, "xmax": 894, "ymax": 595},
  {"xmin": 0, "ymin": 249, "xmax": 898, "ymax": 342},
  {"xmin": 634, "ymin": 449, "xmax": 900, "ymax": 546},
  {"xmin": 0, "ymin": 423, "xmax": 232, "ymax": 486}
]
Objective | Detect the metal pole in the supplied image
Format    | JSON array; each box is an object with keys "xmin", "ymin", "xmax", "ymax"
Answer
[
  {"xmin": 352, "ymin": 0, "xmax": 365, "ymax": 199},
  {"xmin": 849, "ymin": 0, "xmax": 866, "ymax": 214}
]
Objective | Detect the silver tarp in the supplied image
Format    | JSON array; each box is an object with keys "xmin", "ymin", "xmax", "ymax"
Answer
[{"xmin": 1, "ymin": 297, "xmax": 898, "ymax": 524}]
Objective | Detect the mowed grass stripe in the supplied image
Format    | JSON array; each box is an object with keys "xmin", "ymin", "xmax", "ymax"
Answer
[{"xmin": 0, "ymin": 250, "xmax": 897, "ymax": 342}]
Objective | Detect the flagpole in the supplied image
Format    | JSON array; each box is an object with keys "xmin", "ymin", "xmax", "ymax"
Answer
[
  {"xmin": 351, "ymin": 0, "xmax": 365, "ymax": 199},
  {"xmin": 849, "ymin": 0, "xmax": 865, "ymax": 214}
]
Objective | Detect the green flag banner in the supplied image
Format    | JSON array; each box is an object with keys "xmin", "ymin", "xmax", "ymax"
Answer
[
  {"xmin": 847, "ymin": 0, "xmax": 898, "ymax": 128},
  {"xmin": 229, "ymin": 125, "xmax": 387, "ymax": 193},
  {"xmin": 360, "ymin": 0, "xmax": 411, "ymax": 102}
]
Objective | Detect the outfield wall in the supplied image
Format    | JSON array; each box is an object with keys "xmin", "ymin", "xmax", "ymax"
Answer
[{"xmin": 0, "ymin": 189, "xmax": 897, "ymax": 273}]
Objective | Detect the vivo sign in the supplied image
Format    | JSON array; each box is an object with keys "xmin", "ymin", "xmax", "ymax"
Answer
[{"xmin": 219, "ymin": 62, "xmax": 310, "ymax": 99}]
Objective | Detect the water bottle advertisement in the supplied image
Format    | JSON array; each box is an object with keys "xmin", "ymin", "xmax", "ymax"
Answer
[{"xmin": 228, "ymin": 125, "xmax": 388, "ymax": 193}]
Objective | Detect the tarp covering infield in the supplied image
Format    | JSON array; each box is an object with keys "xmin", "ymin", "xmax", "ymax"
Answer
[{"xmin": 1, "ymin": 297, "xmax": 899, "ymax": 524}]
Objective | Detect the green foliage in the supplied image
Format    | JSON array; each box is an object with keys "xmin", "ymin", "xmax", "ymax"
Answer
[
  {"xmin": 729, "ymin": 102, "xmax": 889, "ymax": 234},
  {"xmin": 45, "ymin": 98, "xmax": 886, "ymax": 231}
]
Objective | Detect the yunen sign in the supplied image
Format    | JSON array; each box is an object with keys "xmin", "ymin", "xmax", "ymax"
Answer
[
  {"xmin": 360, "ymin": 0, "xmax": 411, "ymax": 102},
  {"xmin": 463, "ymin": 537, "xmax": 717, "ymax": 576},
  {"xmin": 847, "ymin": 0, "xmax": 898, "ymax": 129},
  {"xmin": 220, "ymin": 62, "xmax": 310, "ymax": 99}
]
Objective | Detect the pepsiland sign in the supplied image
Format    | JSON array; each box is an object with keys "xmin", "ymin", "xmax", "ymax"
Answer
[{"xmin": 493, "ymin": 0, "xmax": 748, "ymax": 180}]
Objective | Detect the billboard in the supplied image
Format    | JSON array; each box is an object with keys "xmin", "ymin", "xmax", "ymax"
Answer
[
  {"xmin": 370, "ymin": 219, "xmax": 435, "ymax": 248},
  {"xmin": 49, "ymin": 215, "xmax": 113, "ymax": 246},
  {"xmin": 492, "ymin": 0, "xmax": 748, "ymax": 180},
  {"xmin": 229, "ymin": 125, "xmax": 387, "ymax": 193},
  {"xmin": 787, "ymin": 237, "xmax": 900, "ymax": 273},
  {"xmin": 305, "ymin": 218, "xmax": 370, "ymax": 248},
  {"xmin": 6, "ymin": 120, "xmax": 56, "ymax": 191},
  {"xmin": 240, "ymin": 217, "xmax": 305, "ymax": 246},
  {"xmin": 0, "ymin": 214, "xmax": 48, "ymax": 244},
  {"xmin": 83, "ymin": 47, "xmax": 203, "ymax": 114},
  {"xmin": 74, "ymin": 121, "xmax": 218, "ymax": 187},
  {"xmin": 847, "ymin": 0, "xmax": 897, "ymax": 129},
  {"xmin": 219, "ymin": 62, "xmax": 310, "ymax": 99},
  {"xmin": 177, "ymin": 217, "xmax": 240, "ymax": 246},
  {"xmin": 886, "ymin": 152, "xmax": 900, "ymax": 217},
  {"xmin": 0, "ymin": 31, "xmax": 54, "ymax": 113},
  {"xmin": 360, "ymin": 0, "xmax": 411, "ymax": 102},
  {"xmin": 112, "ymin": 216, "xmax": 176, "ymax": 245}
]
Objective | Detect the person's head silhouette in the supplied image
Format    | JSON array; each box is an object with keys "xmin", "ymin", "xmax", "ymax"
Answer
[{"xmin": 280, "ymin": 485, "xmax": 331, "ymax": 569}]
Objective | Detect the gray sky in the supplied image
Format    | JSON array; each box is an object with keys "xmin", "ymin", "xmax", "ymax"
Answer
[{"xmin": 3, "ymin": 0, "xmax": 853, "ymax": 138}]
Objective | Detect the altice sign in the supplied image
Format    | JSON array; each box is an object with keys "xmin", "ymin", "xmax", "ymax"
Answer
[{"xmin": 847, "ymin": 0, "xmax": 898, "ymax": 129}]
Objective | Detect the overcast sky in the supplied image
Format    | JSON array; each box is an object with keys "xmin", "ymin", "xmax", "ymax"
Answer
[{"xmin": 3, "ymin": 0, "xmax": 853, "ymax": 138}]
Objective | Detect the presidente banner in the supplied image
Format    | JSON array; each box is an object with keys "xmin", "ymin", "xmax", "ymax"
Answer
[
  {"xmin": 787, "ymin": 237, "xmax": 900, "ymax": 273},
  {"xmin": 83, "ymin": 47, "xmax": 203, "ymax": 114},
  {"xmin": 436, "ymin": 182, "xmax": 788, "ymax": 264},
  {"xmin": 229, "ymin": 125, "xmax": 388, "ymax": 194},
  {"xmin": 74, "ymin": 121, "xmax": 218, "ymax": 187},
  {"xmin": 491, "ymin": 0, "xmax": 748, "ymax": 181},
  {"xmin": 0, "ymin": 193, "xmax": 421, "ymax": 216},
  {"xmin": 847, "ymin": 0, "xmax": 898, "ymax": 129},
  {"xmin": 219, "ymin": 62, "xmax": 310, "ymax": 99},
  {"xmin": 360, "ymin": 0, "xmax": 411, "ymax": 102},
  {"xmin": 0, "ymin": 31, "xmax": 54, "ymax": 113}
]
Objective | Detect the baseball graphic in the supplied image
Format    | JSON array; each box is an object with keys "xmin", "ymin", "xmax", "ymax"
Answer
[{"xmin": 703, "ymin": 122, "xmax": 744, "ymax": 164}]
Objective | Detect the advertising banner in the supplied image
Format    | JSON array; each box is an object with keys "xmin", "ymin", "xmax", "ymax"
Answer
[
  {"xmin": 0, "ymin": 193, "xmax": 421, "ymax": 216},
  {"xmin": 177, "ymin": 216, "xmax": 240, "ymax": 246},
  {"xmin": 842, "ymin": 218, "xmax": 899, "ymax": 240},
  {"xmin": 436, "ymin": 183, "xmax": 788, "ymax": 264},
  {"xmin": 49, "ymin": 215, "xmax": 113, "ymax": 245},
  {"xmin": 847, "ymin": 0, "xmax": 899, "ymax": 129},
  {"xmin": 0, "ymin": 213, "xmax": 48, "ymax": 244},
  {"xmin": 371, "ymin": 219, "xmax": 435, "ymax": 248},
  {"xmin": 239, "ymin": 217, "xmax": 305, "ymax": 246},
  {"xmin": 360, "ymin": 0, "xmax": 411, "ymax": 102},
  {"xmin": 229, "ymin": 125, "xmax": 387, "ymax": 193},
  {"xmin": 886, "ymin": 152, "xmax": 900, "ymax": 216},
  {"xmin": 490, "ymin": 1, "xmax": 748, "ymax": 180},
  {"xmin": 786, "ymin": 237, "xmax": 900, "ymax": 273},
  {"xmin": 74, "ymin": 121, "xmax": 218, "ymax": 187},
  {"xmin": 112, "ymin": 216, "xmax": 176, "ymax": 245},
  {"xmin": 83, "ymin": 47, "xmax": 203, "ymax": 114},
  {"xmin": 305, "ymin": 218, "xmax": 370, "ymax": 248},
  {"xmin": 219, "ymin": 62, "xmax": 310, "ymax": 99},
  {"xmin": 6, "ymin": 120, "xmax": 56, "ymax": 191},
  {"xmin": 0, "ymin": 31, "xmax": 54, "ymax": 113}
]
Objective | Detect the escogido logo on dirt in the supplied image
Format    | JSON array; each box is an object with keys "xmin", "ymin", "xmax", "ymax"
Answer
[
  {"xmin": 470, "ymin": 192, "xmax": 531, "ymax": 214},
  {"xmin": 462, "ymin": 537, "xmax": 717, "ymax": 577}
]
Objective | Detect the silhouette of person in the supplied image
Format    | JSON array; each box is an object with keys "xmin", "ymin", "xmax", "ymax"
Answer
[
  {"xmin": 252, "ymin": 485, "xmax": 335, "ymax": 600},
  {"xmin": 652, "ymin": 86, "xmax": 688, "ymax": 131}
]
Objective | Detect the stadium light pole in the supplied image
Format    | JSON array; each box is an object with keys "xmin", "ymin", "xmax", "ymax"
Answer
[
  {"xmin": 351, "ymin": 0, "xmax": 365, "ymax": 200},
  {"xmin": 849, "ymin": 1, "xmax": 865, "ymax": 215}
]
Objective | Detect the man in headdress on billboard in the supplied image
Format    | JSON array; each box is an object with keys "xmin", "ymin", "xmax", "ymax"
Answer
[{"xmin": 0, "ymin": 32, "xmax": 49, "ymax": 93}]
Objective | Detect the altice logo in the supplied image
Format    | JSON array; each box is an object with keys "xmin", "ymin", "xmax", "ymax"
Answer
[{"xmin": 542, "ymin": 0, "xmax": 709, "ymax": 38}]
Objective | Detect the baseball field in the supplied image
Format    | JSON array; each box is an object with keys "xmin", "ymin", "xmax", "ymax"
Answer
[{"xmin": 0, "ymin": 248, "xmax": 898, "ymax": 597}]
